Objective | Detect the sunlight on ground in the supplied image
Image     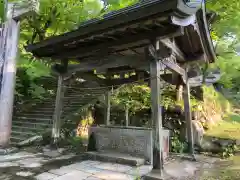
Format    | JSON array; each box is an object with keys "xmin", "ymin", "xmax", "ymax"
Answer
[
  {"xmin": 202, "ymin": 113, "xmax": 240, "ymax": 179},
  {"xmin": 205, "ymin": 113, "xmax": 240, "ymax": 140},
  {"xmin": 201, "ymin": 155, "xmax": 240, "ymax": 180}
]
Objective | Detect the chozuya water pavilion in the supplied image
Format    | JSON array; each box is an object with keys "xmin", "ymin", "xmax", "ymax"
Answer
[{"xmin": 26, "ymin": 0, "xmax": 216, "ymax": 178}]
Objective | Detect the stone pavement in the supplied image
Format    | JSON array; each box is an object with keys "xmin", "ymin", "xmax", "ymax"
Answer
[
  {"xmin": 35, "ymin": 160, "xmax": 152, "ymax": 180},
  {"xmin": 0, "ymin": 149, "xmax": 222, "ymax": 180}
]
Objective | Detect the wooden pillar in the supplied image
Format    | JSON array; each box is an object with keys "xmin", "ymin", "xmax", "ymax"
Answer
[
  {"xmin": 0, "ymin": 1, "xmax": 38, "ymax": 147},
  {"xmin": 150, "ymin": 48, "xmax": 163, "ymax": 174},
  {"xmin": 0, "ymin": 19, "xmax": 20, "ymax": 147},
  {"xmin": 125, "ymin": 106, "xmax": 129, "ymax": 127},
  {"xmin": 52, "ymin": 75, "xmax": 65, "ymax": 143},
  {"xmin": 104, "ymin": 91, "xmax": 111, "ymax": 126},
  {"xmin": 183, "ymin": 73, "xmax": 194, "ymax": 156}
]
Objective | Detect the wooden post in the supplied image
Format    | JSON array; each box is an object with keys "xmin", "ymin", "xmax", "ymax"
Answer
[
  {"xmin": 176, "ymin": 84, "xmax": 183, "ymax": 102},
  {"xmin": 183, "ymin": 71, "xmax": 194, "ymax": 156},
  {"xmin": 104, "ymin": 91, "xmax": 111, "ymax": 126},
  {"xmin": 149, "ymin": 45, "xmax": 163, "ymax": 175},
  {"xmin": 0, "ymin": 1, "xmax": 39, "ymax": 147},
  {"xmin": 125, "ymin": 106, "xmax": 129, "ymax": 127},
  {"xmin": 0, "ymin": 19, "xmax": 20, "ymax": 147},
  {"xmin": 52, "ymin": 75, "xmax": 65, "ymax": 144}
]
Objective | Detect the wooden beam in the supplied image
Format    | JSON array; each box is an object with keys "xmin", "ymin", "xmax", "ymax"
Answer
[
  {"xmin": 160, "ymin": 39, "xmax": 185, "ymax": 62},
  {"xmin": 52, "ymin": 75, "xmax": 65, "ymax": 144},
  {"xmin": 62, "ymin": 54, "xmax": 149, "ymax": 74},
  {"xmin": 125, "ymin": 106, "xmax": 129, "ymax": 127},
  {"xmin": 74, "ymin": 72, "xmax": 106, "ymax": 85},
  {"xmin": 0, "ymin": 1, "xmax": 39, "ymax": 147},
  {"xmin": 183, "ymin": 72, "xmax": 194, "ymax": 156},
  {"xmin": 161, "ymin": 58, "xmax": 186, "ymax": 80},
  {"xmin": 0, "ymin": 19, "xmax": 20, "ymax": 147},
  {"xmin": 52, "ymin": 26, "xmax": 182, "ymax": 59},
  {"xmin": 104, "ymin": 91, "xmax": 111, "ymax": 126},
  {"xmin": 149, "ymin": 44, "xmax": 163, "ymax": 176},
  {"xmin": 105, "ymin": 75, "xmax": 141, "ymax": 86}
]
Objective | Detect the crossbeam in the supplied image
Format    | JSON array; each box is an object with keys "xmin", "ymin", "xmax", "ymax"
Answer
[
  {"xmin": 161, "ymin": 58, "xmax": 186, "ymax": 83},
  {"xmin": 54, "ymin": 54, "xmax": 149, "ymax": 75},
  {"xmin": 52, "ymin": 26, "xmax": 182, "ymax": 60},
  {"xmin": 160, "ymin": 39, "xmax": 185, "ymax": 62}
]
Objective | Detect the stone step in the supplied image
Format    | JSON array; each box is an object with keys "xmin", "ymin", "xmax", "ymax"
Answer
[
  {"xmin": 86, "ymin": 151, "xmax": 145, "ymax": 167},
  {"xmin": 10, "ymin": 136, "xmax": 24, "ymax": 143},
  {"xmin": 64, "ymin": 93, "xmax": 103, "ymax": 99},
  {"xmin": 12, "ymin": 121, "xmax": 51, "ymax": 129},
  {"xmin": 14, "ymin": 111, "xmax": 54, "ymax": 116},
  {"xmin": 13, "ymin": 113, "xmax": 53, "ymax": 119},
  {"xmin": 13, "ymin": 117, "xmax": 52, "ymax": 123},
  {"xmin": 66, "ymin": 89, "xmax": 107, "ymax": 94},
  {"xmin": 11, "ymin": 130, "xmax": 37, "ymax": 138},
  {"xmin": 12, "ymin": 125, "xmax": 45, "ymax": 132}
]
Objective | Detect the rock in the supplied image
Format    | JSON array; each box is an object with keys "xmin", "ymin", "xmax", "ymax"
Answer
[
  {"xmin": 16, "ymin": 171, "xmax": 34, "ymax": 177},
  {"xmin": 17, "ymin": 136, "xmax": 43, "ymax": 147},
  {"xmin": 214, "ymin": 138, "xmax": 235, "ymax": 148},
  {"xmin": 200, "ymin": 138, "xmax": 222, "ymax": 153},
  {"xmin": 0, "ymin": 147, "xmax": 18, "ymax": 155},
  {"xmin": 0, "ymin": 149, "xmax": 7, "ymax": 155},
  {"xmin": 236, "ymin": 139, "xmax": 240, "ymax": 146},
  {"xmin": 192, "ymin": 120, "xmax": 204, "ymax": 146}
]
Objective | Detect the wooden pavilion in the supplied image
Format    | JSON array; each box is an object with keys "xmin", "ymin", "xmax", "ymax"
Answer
[{"xmin": 26, "ymin": 0, "xmax": 216, "ymax": 178}]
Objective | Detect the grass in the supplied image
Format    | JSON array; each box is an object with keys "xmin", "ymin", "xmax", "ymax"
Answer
[
  {"xmin": 201, "ymin": 155, "xmax": 240, "ymax": 180},
  {"xmin": 205, "ymin": 113, "xmax": 240, "ymax": 140},
  {"xmin": 202, "ymin": 112, "xmax": 240, "ymax": 179}
]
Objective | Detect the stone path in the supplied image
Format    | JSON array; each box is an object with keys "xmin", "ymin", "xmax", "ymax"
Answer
[
  {"xmin": 35, "ymin": 160, "xmax": 152, "ymax": 180},
  {"xmin": 0, "ymin": 149, "xmax": 152, "ymax": 180},
  {"xmin": 0, "ymin": 149, "xmax": 225, "ymax": 180}
]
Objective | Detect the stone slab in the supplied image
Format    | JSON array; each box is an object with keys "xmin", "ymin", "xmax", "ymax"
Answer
[
  {"xmin": 89, "ymin": 126, "xmax": 153, "ymax": 163},
  {"xmin": 16, "ymin": 171, "xmax": 34, "ymax": 177},
  {"xmin": 0, "ymin": 151, "xmax": 40, "ymax": 162},
  {"xmin": 85, "ymin": 176, "xmax": 102, "ymax": 180},
  {"xmin": 49, "ymin": 166, "xmax": 76, "ymax": 176},
  {"xmin": 127, "ymin": 165, "xmax": 152, "ymax": 177},
  {"xmin": 93, "ymin": 170, "xmax": 136, "ymax": 180},
  {"xmin": 52, "ymin": 170, "xmax": 91, "ymax": 180},
  {"xmin": 86, "ymin": 151, "xmax": 145, "ymax": 166},
  {"xmin": 35, "ymin": 172, "xmax": 59, "ymax": 180},
  {"xmin": 144, "ymin": 170, "xmax": 165, "ymax": 180}
]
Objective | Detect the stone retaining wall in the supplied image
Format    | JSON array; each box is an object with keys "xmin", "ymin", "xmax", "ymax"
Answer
[{"xmin": 88, "ymin": 126, "xmax": 153, "ymax": 163}]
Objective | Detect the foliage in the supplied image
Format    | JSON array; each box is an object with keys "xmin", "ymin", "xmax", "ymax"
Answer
[
  {"xmin": 170, "ymin": 134, "xmax": 188, "ymax": 153},
  {"xmin": 222, "ymin": 144, "xmax": 239, "ymax": 158},
  {"xmin": 112, "ymin": 84, "xmax": 151, "ymax": 114},
  {"xmin": 207, "ymin": 0, "xmax": 240, "ymax": 39}
]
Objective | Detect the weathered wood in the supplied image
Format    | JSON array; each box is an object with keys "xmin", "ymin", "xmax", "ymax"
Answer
[
  {"xmin": 52, "ymin": 26, "xmax": 181, "ymax": 59},
  {"xmin": 149, "ymin": 44, "xmax": 163, "ymax": 175},
  {"xmin": 125, "ymin": 106, "xmax": 129, "ymax": 127},
  {"xmin": 52, "ymin": 75, "xmax": 65, "ymax": 143},
  {"xmin": 0, "ymin": 1, "xmax": 39, "ymax": 147},
  {"xmin": 162, "ymin": 57, "xmax": 186, "ymax": 81},
  {"xmin": 176, "ymin": 85, "xmax": 183, "ymax": 101},
  {"xmin": 61, "ymin": 54, "xmax": 149, "ymax": 75},
  {"xmin": 0, "ymin": 19, "xmax": 20, "ymax": 147},
  {"xmin": 104, "ymin": 91, "xmax": 111, "ymax": 126},
  {"xmin": 160, "ymin": 39, "xmax": 185, "ymax": 61},
  {"xmin": 183, "ymin": 72, "xmax": 194, "ymax": 155}
]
